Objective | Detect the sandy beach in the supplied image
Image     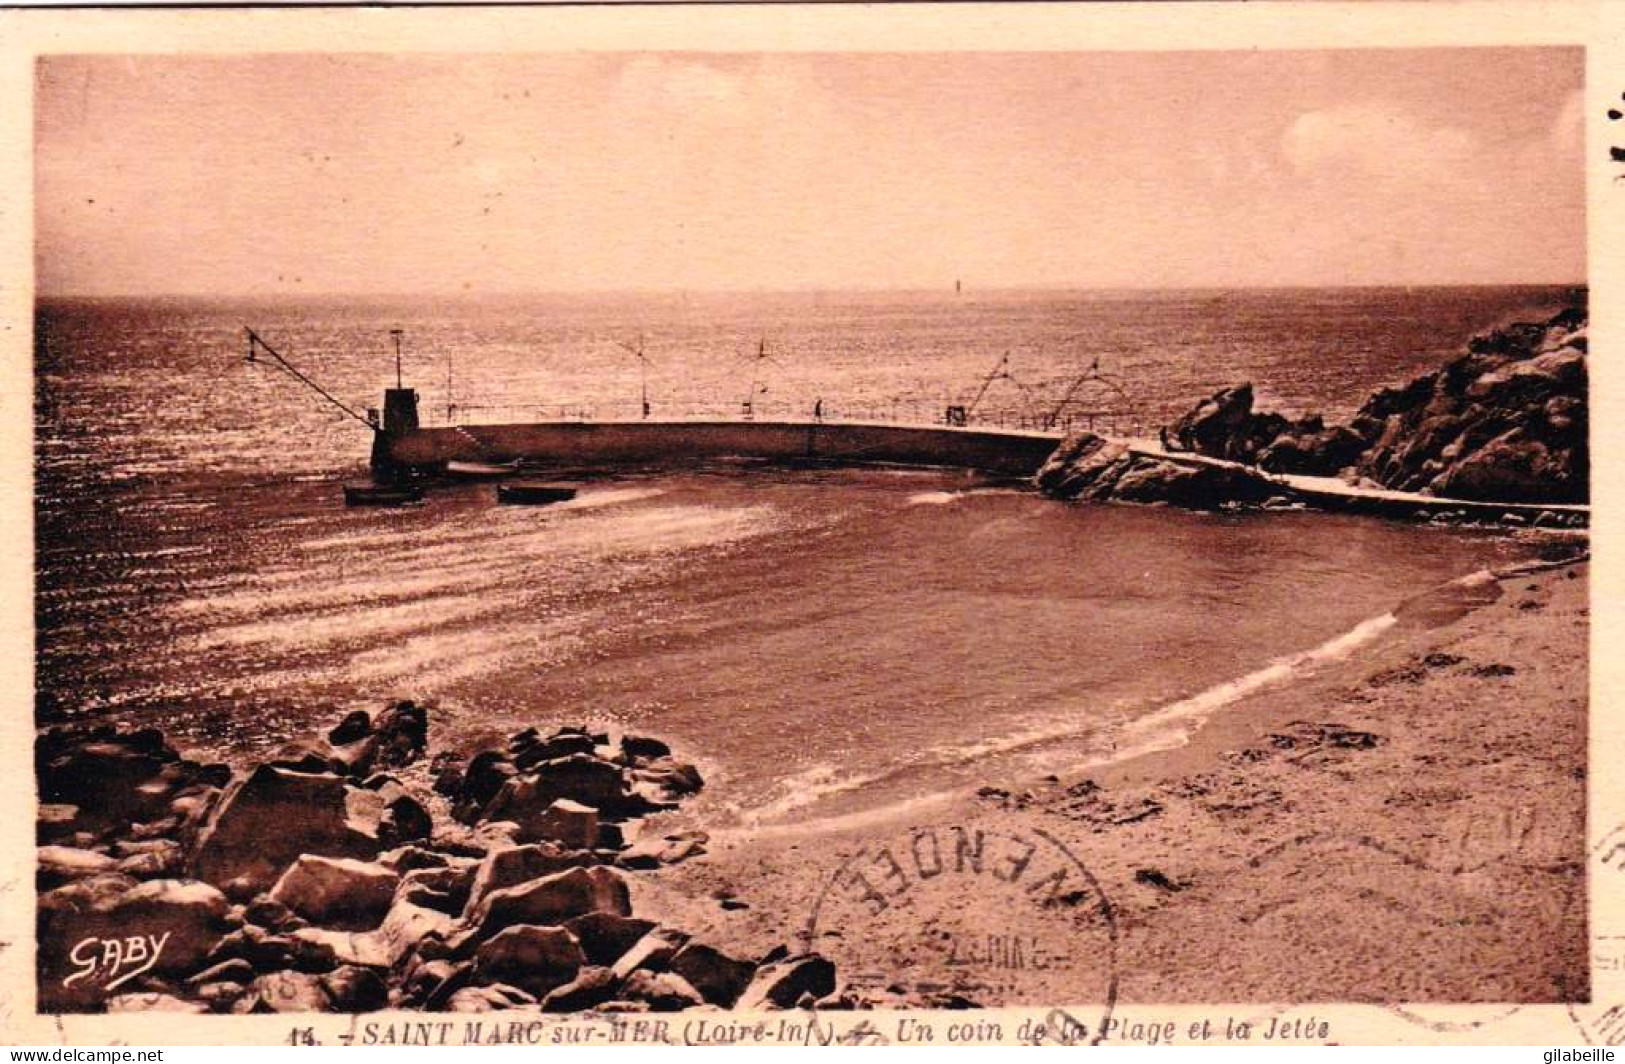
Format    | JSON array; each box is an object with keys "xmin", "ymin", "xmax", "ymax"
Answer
[{"xmin": 645, "ymin": 553, "xmax": 1589, "ymax": 1005}]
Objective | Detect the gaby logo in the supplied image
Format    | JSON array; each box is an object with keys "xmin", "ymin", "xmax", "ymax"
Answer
[{"xmin": 63, "ymin": 933, "xmax": 171, "ymax": 992}]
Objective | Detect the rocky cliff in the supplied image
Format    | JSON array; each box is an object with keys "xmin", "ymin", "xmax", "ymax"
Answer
[{"xmin": 1040, "ymin": 303, "xmax": 1588, "ymax": 509}]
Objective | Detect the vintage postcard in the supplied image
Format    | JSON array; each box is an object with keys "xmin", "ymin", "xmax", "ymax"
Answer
[{"xmin": 0, "ymin": 0, "xmax": 1621, "ymax": 1048}]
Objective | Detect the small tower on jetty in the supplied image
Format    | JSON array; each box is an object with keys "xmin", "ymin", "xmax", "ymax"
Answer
[
  {"xmin": 370, "ymin": 328, "xmax": 421, "ymax": 480},
  {"xmin": 369, "ymin": 385, "xmax": 420, "ymax": 479}
]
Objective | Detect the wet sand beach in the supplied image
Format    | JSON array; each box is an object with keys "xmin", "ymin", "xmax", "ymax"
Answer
[{"xmin": 647, "ymin": 558, "xmax": 1588, "ymax": 1004}]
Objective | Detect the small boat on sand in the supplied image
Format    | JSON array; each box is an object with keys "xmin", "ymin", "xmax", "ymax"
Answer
[
  {"xmin": 445, "ymin": 459, "xmax": 521, "ymax": 479},
  {"xmin": 497, "ymin": 481, "xmax": 578, "ymax": 506},
  {"xmin": 344, "ymin": 483, "xmax": 425, "ymax": 507}
]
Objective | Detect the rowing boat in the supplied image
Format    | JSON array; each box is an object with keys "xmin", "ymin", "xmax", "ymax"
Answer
[{"xmin": 496, "ymin": 481, "xmax": 577, "ymax": 505}]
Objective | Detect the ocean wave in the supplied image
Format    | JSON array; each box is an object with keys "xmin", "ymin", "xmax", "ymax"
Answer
[
  {"xmin": 744, "ymin": 607, "xmax": 1401, "ymax": 833},
  {"xmin": 1109, "ymin": 610, "xmax": 1398, "ymax": 760}
]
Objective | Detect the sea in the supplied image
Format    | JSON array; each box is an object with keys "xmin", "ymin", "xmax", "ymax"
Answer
[{"xmin": 34, "ymin": 286, "xmax": 1581, "ymax": 828}]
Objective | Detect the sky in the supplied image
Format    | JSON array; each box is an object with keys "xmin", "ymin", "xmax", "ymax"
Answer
[{"xmin": 34, "ymin": 48, "xmax": 1585, "ymax": 296}]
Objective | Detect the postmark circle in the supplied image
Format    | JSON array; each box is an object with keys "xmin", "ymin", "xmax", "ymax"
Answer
[{"xmin": 803, "ymin": 821, "xmax": 1116, "ymax": 1044}]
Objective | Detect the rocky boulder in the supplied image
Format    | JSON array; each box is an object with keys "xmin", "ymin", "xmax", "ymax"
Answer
[
  {"xmin": 1255, "ymin": 423, "xmax": 1367, "ymax": 477},
  {"xmin": 190, "ymin": 765, "xmax": 382, "ymax": 895},
  {"xmin": 622, "ymin": 969, "xmax": 704, "ymax": 1012},
  {"xmin": 269, "ymin": 856, "xmax": 401, "ymax": 930},
  {"xmin": 541, "ymin": 966, "xmax": 619, "ymax": 1012},
  {"xmin": 669, "ymin": 942, "xmax": 755, "ymax": 1007},
  {"xmin": 462, "ymin": 842, "xmax": 594, "ymax": 919},
  {"xmin": 38, "ymin": 845, "xmax": 119, "ymax": 890},
  {"xmin": 564, "ymin": 912, "xmax": 656, "ymax": 968},
  {"xmin": 474, "ymin": 925, "xmax": 585, "ymax": 997},
  {"xmin": 39, "ymin": 878, "xmax": 233, "ymax": 1011},
  {"xmin": 464, "ymin": 866, "xmax": 631, "ymax": 940},
  {"xmin": 518, "ymin": 798, "xmax": 598, "ymax": 849},
  {"xmin": 483, "ymin": 755, "xmax": 628, "ymax": 821},
  {"xmin": 736, "ymin": 953, "xmax": 837, "ymax": 1010},
  {"xmin": 36, "ymin": 726, "xmax": 230, "ymax": 839},
  {"xmin": 1036, "ymin": 432, "xmax": 1279, "ymax": 511},
  {"xmin": 1162, "ymin": 384, "xmax": 1297, "ymax": 465}
]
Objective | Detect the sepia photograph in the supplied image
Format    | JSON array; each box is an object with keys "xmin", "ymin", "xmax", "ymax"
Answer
[{"xmin": 16, "ymin": 18, "xmax": 1604, "ymax": 1044}]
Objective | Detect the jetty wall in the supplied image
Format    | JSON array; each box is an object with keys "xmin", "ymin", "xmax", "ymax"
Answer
[{"xmin": 384, "ymin": 420, "xmax": 1063, "ymax": 476}]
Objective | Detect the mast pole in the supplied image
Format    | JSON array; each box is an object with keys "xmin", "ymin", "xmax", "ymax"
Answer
[{"xmin": 391, "ymin": 329, "xmax": 404, "ymax": 390}]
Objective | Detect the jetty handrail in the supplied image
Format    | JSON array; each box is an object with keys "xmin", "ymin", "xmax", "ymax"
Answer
[{"xmin": 439, "ymin": 396, "xmax": 1145, "ymax": 436}]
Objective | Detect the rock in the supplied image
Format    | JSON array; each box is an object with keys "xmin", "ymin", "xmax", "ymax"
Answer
[
  {"xmin": 466, "ymin": 866, "xmax": 631, "ymax": 940},
  {"xmin": 610, "ymin": 927, "xmax": 690, "ymax": 981},
  {"xmin": 301, "ymin": 896, "xmax": 457, "ymax": 973},
  {"xmin": 270, "ymin": 856, "xmax": 401, "ymax": 931},
  {"xmin": 564, "ymin": 912, "xmax": 656, "ymax": 967},
  {"xmin": 383, "ymin": 794, "xmax": 434, "ymax": 846},
  {"xmin": 1162, "ymin": 384, "xmax": 1292, "ymax": 464},
  {"xmin": 402, "ymin": 959, "xmax": 473, "ymax": 1010},
  {"xmin": 328, "ymin": 710, "xmax": 373, "ymax": 746},
  {"xmin": 112, "ymin": 837, "xmax": 184, "ymax": 861},
  {"xmin": 38, "ymin": 845, "xmax": 119, "ymax": 889},
  {"xmin": 1034, "ymin": 432, "xmax": 1131, "ymax": 498},
  {"xmin": 632, "ymin": 758, "xmax": 705, "ymax": 802},
  {"xmin": 378, "ymin": 845, "xmax": 454, "ymax": 874},
  {"xmin": 431, "ymin": 755, "xmax": 466, "ymax": 797},
  {"xmin": 619, "ymin": 831, "xmax": 707, "ymax": 869},
  {"xmin": 37, "ymin": 729, "xmax": 178, "ymax": 832},
  {"xmin": 736, "ymin": 954, "xmax": 836, "ymax": 1010},
  {"xmin": 266, "ymin": 739, "xmax": 343, "ymax": 776},
  {"xmin": 195, "ymin": 981, "xmax": 249, "ymax": 1012},
  {"xmin": 482, "ymin": 755, "xmax": 629, "ymax": 822},
  {"xmin": 619, "ymin": 735, "xmax": 671, "ymax": 762},
  {"xmin": 343, "ymin": 782, "xmax": 432, "ymax": 848},
  {"xmin": 372, "ymin": 701, "xmax": 428, "ymax": 768},
  {"xmin": 376, "ymin": 898, "xmax": 459, "ymax": 966},
  {"xmin": 541, "ymin": 966, "xmax": 620, "ymax": 1012},
  {"xmin": 329, "ymin": 737, "xmax": 381, "ymax": 780},
  {"xmin": 620, "ymin": 969, "xmax": 704, "ymax": 1012},
  {"xmin": 117, "ymin": 848, "xmax": 183, "ymax": 880},
  {"xmin": 191, "ymin": 765, "xmax": 382, "ymax": 894},
  {"xmin": 1256, "ymin": 424, "xmax": 1366, "ymax": 476},
  {"xmin": 205, "ymin": 926, "xmax": 300, "ymax": 972},
  {"xmin": 513, "ymin": 731, "xmax": 599, "ymax": 769},
  {"xmin": 474, "ymin": 925, "xmax": 585, "ymax": 997},
  {"xmin": 398, "ymin": 865, "xmax": 474, "ymax": 914},
  {"xmin": 250, "ymin": 970, "xmax": 332, "ymax": 1012},
  {"xmin": 38, "ymin": 804, "xmax": 84, "ymax": 845},
  {"xmin": 669, "ymin": 942, "xmax": 755, "ymax": 1007},
  {"xmin": 186, "ymin": 958, "xmax": 256, "ymax": 987},
  {"xmin": 243, "ymin": 895, "xmax": 304, "ymax": 932},
  {"xmin": 106, "ymin": 992, "xmax": 208, "ymax": 1013},
  {"xmin": 446, "ymin": 984, "xmax": 537, "ymax": 1012},
  {"xmin": 38, "ymin": 878, "xmax": 232, "ymax": 1011},
  {"xmin": 322, "ymin": 965, "xmax": 389, "ymax": 1012},
  {"xmin": 289, "ymin": 926, "xmax": 390, "ymax": 970},
  {"xmin": 453, "ymin": 751, "xmax": 517, "ymax": 822},
  {"xmin": 461, "ymin": 842, "xmax": 592, "ymax": 919},
  {"xmin": 520, "ymin": 799, "xmax": 599, "ymax": 849},
  {"xmin": 1350, "ymin": 305, "xmax": 1587, "ymax": 503},
  {"xmin": 1037, "ymin": 432, "xmax": 1282, "ymax": 511}
]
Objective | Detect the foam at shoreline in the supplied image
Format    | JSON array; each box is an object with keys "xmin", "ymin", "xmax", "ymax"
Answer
[{"xmin": 739, "ymin": 586, "xmax": 1458, "ymax": 837}]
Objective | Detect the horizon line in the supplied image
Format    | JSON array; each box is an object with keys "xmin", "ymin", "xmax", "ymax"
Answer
[{"xmin": 35, "ymin": 280, "xmax": 1590, "ymax": 301}]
